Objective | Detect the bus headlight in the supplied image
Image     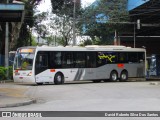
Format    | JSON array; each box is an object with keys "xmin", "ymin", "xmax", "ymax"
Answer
[{"xmin": 27, "ymin": 72, "xmax": 32, "ymax": 76}]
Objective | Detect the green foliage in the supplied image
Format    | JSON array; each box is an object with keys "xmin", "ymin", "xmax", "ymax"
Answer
[
  {"xmin": 14, "ymin": 0, "xmax": 43, "ymax": 49},
  {"xmin": 0, "ymin": 66, "xmax": 13, "ymax": 80},
  {"xmin": 51, "ymin": 0, "xmax": 74, "ymax": 17},
  {"xmin": 0, "ymin": 67, "xmax": 6, "ymax": 80},
  {"xmin": 50, "ymin": 0, "xmax": 83, "ymax": 46},
  {"xmin": 79, "ymin": 39, "xmax": 92, "ymax": 46},
  {"xmin": 56, "ymin": 36, "xmax": 66, "ymax": 46},
  {"xmin": 81, "ymin": 0, "xmax": 129, "ymax": 45},
  {"xmin": 34, "ymin": 12, "xmax": 49, "ymax": 38},
  {"xmin": 8, "ymin": 66, "xmax": 13, "ymax": 79},
  {"xmin": 31, "ymin": 36, "xmax": 37, "ymax": 46}
]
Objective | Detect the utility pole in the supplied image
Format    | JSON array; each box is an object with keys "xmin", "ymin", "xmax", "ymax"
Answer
[
  {"xmin": 5, "ymin": 0, "xmax": 9, "ymax": 79},
  {"xmin": 72, "ymin": 0, "xmax": 76, "ymax": 46},
  {"xmin": 134, "ymin": 23, "xmax": 136, "ymax": 48},
  {"xmin": 114, "ymin": 30, "xmax": 117, "ymax": 45}
]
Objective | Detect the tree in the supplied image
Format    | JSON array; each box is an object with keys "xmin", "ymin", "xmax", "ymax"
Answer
[
  {"xmin": 34, "ymin": 12, "xmax": 49, "ymax": 37},
  {"xmin": 81, "ymin": 0, "xmax": 129, "ymax": 45},
  {"xmin": 49, "ymin": 14, "xmax": 73, "ymax": 46},
  {"xmin": 79, "ymin": 39, "xmax": 92, "ymax": 46},
  {"xmin": 0, "ymin": 0, "xmax": 43, "ymax": 55},
  {"xmin": 50, "ymin": 0, "xmax": 82, "ymax": 46},
  {"xmin": 14, "ymin": 0, "xmax": 42, "ymax": 48}
]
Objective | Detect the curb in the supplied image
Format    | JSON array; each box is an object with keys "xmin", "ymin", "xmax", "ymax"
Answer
[{"xmin": 0, "ymin": 99, "xmax": 36, "ymax": 108}]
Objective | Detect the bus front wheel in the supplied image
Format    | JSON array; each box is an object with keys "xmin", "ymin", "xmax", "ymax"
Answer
[
  {"xmin": 110, "ymin": 71, "xmax": 118, "ymax": 82},
  {"xmin": 54, "ymin": 72, "xmax": 64, "ymax": 85}
]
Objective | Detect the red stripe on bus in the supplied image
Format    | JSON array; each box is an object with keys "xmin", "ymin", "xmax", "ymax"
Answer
[
  {"xmin": 117, "ymin": 64, "xmax": 124, "ymax": 68},
  {"xmin": 50, "ymin": 69, "xmax": 55, "ymax": 72}
]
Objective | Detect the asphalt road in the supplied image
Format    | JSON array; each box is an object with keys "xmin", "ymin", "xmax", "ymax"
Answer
[{"xmin": 1, "ymin": 80, "xmax": 160, "ymax": 119}]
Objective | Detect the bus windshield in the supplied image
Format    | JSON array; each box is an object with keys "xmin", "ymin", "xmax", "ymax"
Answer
[{"xmin": 14, "ymin": 48, "xmax": 35, "ymax": 70}]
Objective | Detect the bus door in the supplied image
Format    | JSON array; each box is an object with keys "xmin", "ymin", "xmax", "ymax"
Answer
[{"xmin": 35, "ymin": 52, "xmax": 52, "ymax": 83}]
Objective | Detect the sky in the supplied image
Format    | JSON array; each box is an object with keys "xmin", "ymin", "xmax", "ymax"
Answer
[
  {"xmin": 128, "ymin": 0, "xmax": 149, "ymax": 10},
  {"xmin": 37, "ymin": 0, "xmax": 96, "ymax": 12}
]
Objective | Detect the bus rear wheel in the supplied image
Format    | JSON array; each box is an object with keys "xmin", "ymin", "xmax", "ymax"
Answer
[
  {"xmin": 120, "ymin": 70, "xmax": 128, "ymax": 82},
  {"xmin": 54, "ymin": 72, "xmax": 64, "ymax": 85},
  {"xmin": 110, "ymin": 71, "xmax": 118, "ymax": 82}
]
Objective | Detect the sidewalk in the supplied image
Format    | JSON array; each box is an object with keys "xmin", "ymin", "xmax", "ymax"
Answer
[{"xmin": 0, "ymin": 81, "xmax": 36, "ymax": 108}]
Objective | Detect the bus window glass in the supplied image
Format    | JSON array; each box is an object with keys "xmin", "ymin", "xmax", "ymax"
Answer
[
  {"xmin": 41, "ymin": 54, "xmax": 48, "ymax": 67},
  {"xmin": 86, "ymin": 52, "xmax": 96, "ymax": 68},
  {"xmin": 128, "ymin": 52, "xmax": 138, "ymax": 63},
  {"xmin": 118, "ymin": 52, "xmax": 127, "ymax": 63},
  {"xmin": 138, "ymin": 52, "xmax": 145, "ymax": 62},
  {"xmin": 52, "ymin": 52, "xmax": 62, "ymax": 68},
  {"xmin": 36, "ymin": 53, "xmax": 48, "ymax": 67},
  {"xmin": 50, "ymin": 52, "xmax": 63, "ymax": 68},
  {"xmin": 14, "ymin": 49, "xmax": 35, "ymax": 70},
  {"xmin": 74, "ymin": 52, "xmax": 85, "ymax": 68},
  {"xmin": 62, "ymin": 52, "xmax": 73, "ymax": 68}
]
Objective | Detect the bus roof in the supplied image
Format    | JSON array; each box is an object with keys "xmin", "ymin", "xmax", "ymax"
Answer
[
  {"xmin": 33, "ymin": 45, "xmax": 146, "ymax": 52},
  {"xmin": 16, "ymin": 45, "xmax": 145, "ymax": 52}
]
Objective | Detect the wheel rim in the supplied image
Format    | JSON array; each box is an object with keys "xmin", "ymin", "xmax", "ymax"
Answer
[
  {"xmin": 57, "ymin": 75, "xmax": 62, "ymax": 82},
  {"xmin": 121, "ymin": 74, "xmax": 127, "ymax": 80},
  {"xmin": 111, "ymin": 73, "xmax": 117, "ymax": 81}
]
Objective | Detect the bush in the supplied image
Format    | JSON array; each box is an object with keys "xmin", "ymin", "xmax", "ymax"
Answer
[
  {"xmin": 8, "ymin": 66, "xmax": 13, "ymax": 80},
  {"xmin": 0, "ymin": 67, "xmax": 6, "ymax": 80},
  {"xmin": 0, "ymin": 66, "xmax": 13, "ymax": 80}
]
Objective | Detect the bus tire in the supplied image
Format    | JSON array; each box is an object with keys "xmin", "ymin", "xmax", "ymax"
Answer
[
  {"xmin": 92, "ymin": 80, "xmax": 101, "ymax": 83},
  {"xmin": 36, "ymin": 83, "xmax": 43, "ymax": 85},
  {"xmin": 120, "ymin": 70, "xmax": 128, "ymax": 82},
  {"xmin": 110, "ymin": 71, "xmax": 118, "ymax": 82},
  {"xmin": 54, "ymin": 72, "xmax": 64, "ymax": 85}
]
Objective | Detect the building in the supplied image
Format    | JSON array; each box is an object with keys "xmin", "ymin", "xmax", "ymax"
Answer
[{"xmin": 121, "ymin": 0, "xmax": 160, "ymax": 55}]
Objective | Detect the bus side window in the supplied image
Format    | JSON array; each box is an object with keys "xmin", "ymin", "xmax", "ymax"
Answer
[
  {"xmin": 36, "ymin": 53, "xmax": 48, "ymax": 68},
  {"xmin": 86, "ymin": 52, "xmax": 96, "ymax": 68},
  {"xmin": 128, "ymin": 52, "xmax": 138, "ymax": 63},
  {"xmin": 62, "ymin": 52, "xmax": 73, "ymax": 68},
  {"xmin": 138, "ymin": 52, "xmax": 145, "ymax": 63},
  {"xmin": 118, "ymin": 52, "xmax": 127, "ymax": 63},
  {"xmin": 54, "ymin": 52, "xmax": 62, "ymax": 68},
  {"xmin": 74, "ymin": 52, "xmax": 85, "ymax": 68}
]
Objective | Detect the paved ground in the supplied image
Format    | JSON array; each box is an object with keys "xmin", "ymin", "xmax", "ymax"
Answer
[
  {"xmin": 1, "ymin": 80, "xmax": 160, "ymax": 120},
  {"xmin": 0, "ymin": 80, "xmax": 160, "ymax": 110},
  {"xmin": 0, "ymin": 81, "xmax": 36, "ymax": 108}
]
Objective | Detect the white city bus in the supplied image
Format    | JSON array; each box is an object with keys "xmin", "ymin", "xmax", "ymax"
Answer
[{"xmin": 13, "ymin": 45, "xmax": 146, "ymax": 85}]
